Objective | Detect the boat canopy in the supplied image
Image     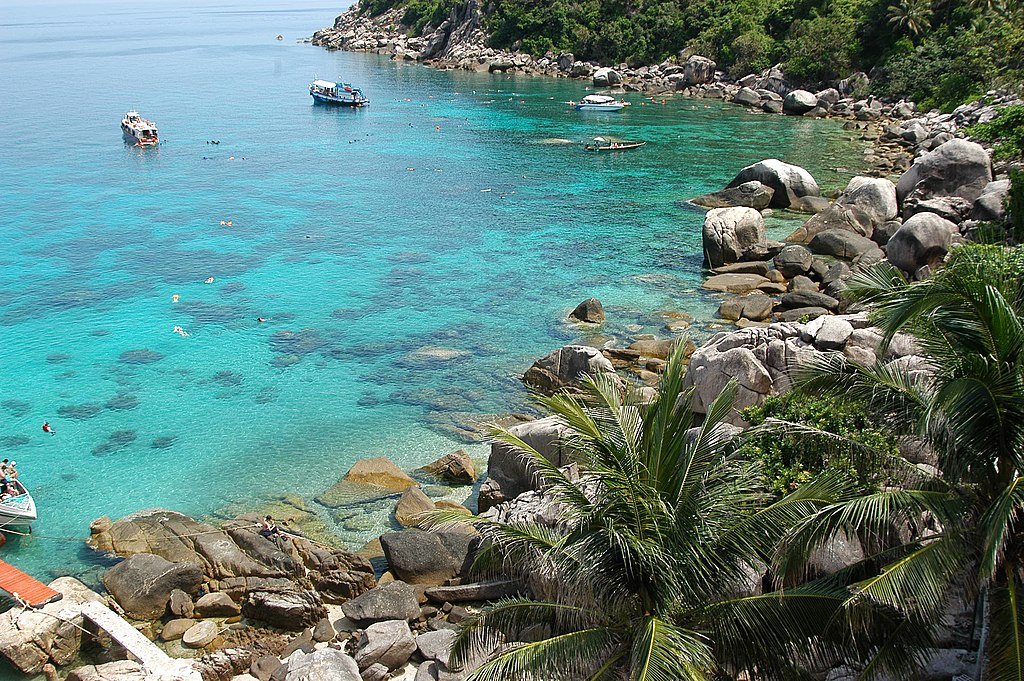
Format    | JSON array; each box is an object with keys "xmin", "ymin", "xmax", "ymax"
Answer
[
  {"xmin": 312, "ymin": 79, "xmax": 337, "ymax": 89},
  {"xmin": 581, "ymin": 94, "xmax": 616, "ymax": 104}
]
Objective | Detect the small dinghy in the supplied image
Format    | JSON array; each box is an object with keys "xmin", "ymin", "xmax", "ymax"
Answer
[
  {"xmin": 584, "ymin": 137, "xmax": 646, "ymax": 151},
  {"xmin": 569, "ymin": 94, "xmax": 630, "ymax": 112},
  {"xmin": 0, "ymin": 480, "xmax": 36, "ymax": 531}
]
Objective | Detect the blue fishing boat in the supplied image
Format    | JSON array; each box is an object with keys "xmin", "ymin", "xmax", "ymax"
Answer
[{"xmin": 310, "ymin": 79, "xmax": 369, "ymax": 107}]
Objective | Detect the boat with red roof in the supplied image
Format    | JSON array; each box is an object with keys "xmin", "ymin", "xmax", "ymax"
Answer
[{"xmin": 121, "ymin": 110, "xmax": 158, "ymax": 146}]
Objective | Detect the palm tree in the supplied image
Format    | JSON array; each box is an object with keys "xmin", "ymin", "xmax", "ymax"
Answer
[
  {"xmin": 429, "ymin": 343, "xmax": 917, "ymax": 680},
  {"xmin": 887, "ymin": 0, "xmax": 933, "ymax": 36},
  {"xmin": 786, "ymin": 244, "xmax": 1024, "ymax": 679}
]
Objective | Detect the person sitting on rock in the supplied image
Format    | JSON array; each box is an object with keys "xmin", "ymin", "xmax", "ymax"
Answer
[{"xmin": 259, "ymin": 515, "xmax": 281, "ymax": 539}]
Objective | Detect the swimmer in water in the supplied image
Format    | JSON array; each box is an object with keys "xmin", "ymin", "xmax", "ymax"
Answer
[
  {"xmin": 173, "ymin": 326, "xmax": 190, "ymax": 337},
  {"xmin": 257, "ymin": 317, "xmax": 265, "ymax": 323},
  {"xmin": 172, "ymin": 294, "xmax": 180, "ymax": 303},
  {"xmin": 205, "ymin": 277, "xmax": 215, "ymax": 284},
  {"xmin": 42, "ymin": 422, "xmax": 55, "ymax": 436}
]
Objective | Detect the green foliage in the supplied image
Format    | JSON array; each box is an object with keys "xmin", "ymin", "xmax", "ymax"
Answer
[
  {"xmin": 1011, "ymin": 170, "xmax": 1024, "ymax": 243},
  {"xmin": 968, "ymin": 105, "xmax": 1024, "ymax": 161},
  {"xmin": 431, "ymin": 343, "xmax": 913, "ymax": 680},
  {"xmin": 791, "ymin": 243, "xmax": 1024, "ymax": 677},
  {"xmin": 740, "ymin": 394, "xmax": 892, "ymax": 497},
  {"xmin": 360, "ymin": 0, "xmax": 1023, "ymax": 102}
]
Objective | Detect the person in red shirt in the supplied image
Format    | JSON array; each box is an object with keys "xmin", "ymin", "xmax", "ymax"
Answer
[{"xmin": 42, "ymin": 421, "xmax": 55, "ymax": 436}]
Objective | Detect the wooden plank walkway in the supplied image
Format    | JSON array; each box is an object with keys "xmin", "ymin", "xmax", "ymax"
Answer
[
  {"xmin": 81, "ymin": 601, "xmax": 202, "ymax": 681},
  {"xmin": 0, "ymin": 559, "xmax": 61, "ymax": 607}
]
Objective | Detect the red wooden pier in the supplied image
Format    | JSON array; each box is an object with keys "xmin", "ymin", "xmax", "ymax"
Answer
[{"xmin": 0, "ymin": 559, "xmax": 61, "ymax": 607}]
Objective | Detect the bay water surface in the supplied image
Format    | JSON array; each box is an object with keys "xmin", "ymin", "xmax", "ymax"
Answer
[{"xmin": 0, "ymin": 0, "xmax": 868, "ymax": 587}]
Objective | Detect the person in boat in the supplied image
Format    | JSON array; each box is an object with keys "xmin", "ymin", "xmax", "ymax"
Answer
[
  {"xmin": 259, "ymin": 515, "xmax": 281, "ymax": 539},
  {"xmin": 42, "ymin": 421, "xmax": 55, "ymax": 436}
]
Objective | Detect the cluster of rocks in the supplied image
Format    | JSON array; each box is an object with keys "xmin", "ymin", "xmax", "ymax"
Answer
[{"xmin": 691, "ymin": 135, "xmax": 1004, "ymax": 328}]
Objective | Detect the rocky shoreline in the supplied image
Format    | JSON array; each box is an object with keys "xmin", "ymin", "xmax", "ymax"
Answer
[{"xmin": 2, "ymin": 8, "xmax": 1020, "ymax": 681}]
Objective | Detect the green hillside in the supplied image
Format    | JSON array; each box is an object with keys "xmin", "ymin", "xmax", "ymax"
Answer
[{"xmin": 358, "ymin": 0, "xmax": 1023, "ymax": 110}]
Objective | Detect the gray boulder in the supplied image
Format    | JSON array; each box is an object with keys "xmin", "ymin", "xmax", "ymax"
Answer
[
  {"xmin": 102, "ymin": 553, "xmax": 203, "ymax": 620},
  {"xmin": 681, "ymin": 55, "xmax": 716, "ymax": 86},
  {"xmin": 886, "ymin": 213, "xmax": 956, "ymax": 274},
  {"xmin": 838, "ymin": 176, "xmax": 898, "ymax": 226},
  {"xmin": 379, "ymin": 530, "xmax": 475, "ymax": 586},
  {"xmin": 719, "ymin": 293, "xmax": 774, "ymax": 322},
  {"xmin": 896, "ymin": 138, "xmax": 993, "ymax": 205},
  {"xmin": 773, "ymin": 244, "xmax": 813, "ymax": 278},
  {"xmin": 355, "ymin": 620, "xmax": 416, "ymax": 671},
  {"xmin": 691, "ymin": 180, "xmax": 774, "ymax": 210},
  {"xmin": 783, "ymin": 89, "xmax": 818, "ymax": 115},
  {"xmin": 480, "ymin": 415, "xmax": 574, "ymax": 510},
  {"xmin": 725, "ymin": 159, "xmax": 820, "ymax": 209},
  {"xmin": 419, "ymin": 449, "xmax": 476, "ymax": 485},
  {"xmin": 284, "ymin": 648, "xmax": 361, "ymax": 681},
  {"xmin": 568, "ymin": 297, "xmax": 605, "ymax": 323},
  {"xmin": 522, "ymin": 345, "xmax": 614, "ymax": 395},
  {"xmin": 242, "ymin": 589, "xmax": 326, "ymax": 630},
  {"xmin": 815, "ymin": 88, "xmax": 840, "ymax": 108},
  {"xmin": 972, "ymin": 179, "xmax": 1010, "ymax": 221},
  {"xmin": 341, "ymin": 581, "xmax": 420, "ymax": 625},
  {"xmin": 67, "ymin": 661, "xmax": 149, "ymax": 681},
  {"xmin": 786, "ymin": 203, "xmax": 874, "ymax": 243},
  {"xmin": 702, "ymin": 207, "xmax": 767, "ymax": 267},
  {"xmin": 872, "ymin": 219, "xmax": 903, "ymax": 246},
  {"xmin": 780, "ymin": 290, "xmax": 840, "ymax": 312},
  {"xmin": 808, "ymin": 230, "xmax": 878, "ymax": 260},
  {"xmin": 416, "ymin": 630, "xmax": 457, "ymax": 667},
  {"xmin": 592, "ymin": 67, "xmax": 621, "ymax": 87},
  {"xmin": 732, "ymin": 87, "xmax": 761, "ymax": 107},
  {"xmin": 807, "ymin": 315, "xmax": 854, "ymax": 350}
]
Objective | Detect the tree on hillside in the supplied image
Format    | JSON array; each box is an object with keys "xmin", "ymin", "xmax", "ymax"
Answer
[
  {"xmin": 787, "ymin": 244, "xmax": 1024, "ymax": 679},
  {"xmin": 887, "ymin": 0, "xmax": 933, "ymax": 36},
  {"xmin": 430, "ymin": 343, "xmax": 919, "ymax": 680}
]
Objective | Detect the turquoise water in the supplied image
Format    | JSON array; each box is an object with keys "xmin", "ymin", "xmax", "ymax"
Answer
[{"xmin": 0, "ymin": 0, "xmax": 867, "ymax": 587}]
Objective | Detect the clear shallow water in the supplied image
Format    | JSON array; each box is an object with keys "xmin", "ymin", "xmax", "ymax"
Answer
[{"xmin": 0, "ymin": 0, "xmax": 867, "ymax": 586}]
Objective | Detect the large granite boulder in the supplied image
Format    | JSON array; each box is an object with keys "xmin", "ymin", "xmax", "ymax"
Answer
[
  {"xmin": 718, "ymin": 293, "xmax": 774, "ymax": 322},
  {"xmin": 896, "ymin": 138, "xmax": 993, "ymax": 205},
  {"xmin": 0, "ymin": 578, "xmax": 103, "ymax": 674},
  {"xmin": 283, "ymin": 648, "xmax": 361, "ymax": 681},
  {"xmin": 783, "ymin": 89, "xmax": 818, "ymax": 115},
  {"xmin": 732, "ymin": 87, "xmax": 761, "ymax": 107},
  {"xmin": 479, "ymin": 415, "xmax": 574, "ymax": 511},
  {"xmin": 702, "ymin": 207, "xmax": 767, "ymax": 267},
  {"xmin": 194, "ymin": 592, "xmax": 240, "ymax": 617},
  {"xmin": 681, "ymin": 55, "xmax": 716, "ymax": 86},
  {"xmin": 355, "ymin": 620, "xmax": 416, "ymax": 671},
  {"xmin": 379, "ymin": 529, "xmax": 476, "ymax": 585},
  {"xmin": 725, "ymin": 159, "xmax": 820, "ymax": 209},
  {"xmin": 419, "ymin": 449, "xmax": 476, "ymax": 485},
  {"xmin": 886, "ymin": 213, "xmax": 956, "ymax": 274},
  {"xmin": 341, "ymin": 581, "xmax": 420, "ymax": 625},
  {"xmin": 522, "ymin": 344, "xmax": 615, "ymax": 395},
  {"xmin": 102, "ymin": 553, "xmax": 203, "ymax": 620},
  {"xmin": 592, "ymin": 67, "xmax": 621, "ymax": 87},
  {"xmin": 692, "ymin": 181, "xmax": 774, "ymax": 210},
  {"xmin": 786, "ymin": 204, "xmax": 874, "ymax": 243},
  {"xmin": 808, "ymin": 229, "xmax": 878, "ymax": 260},
  {"xmin": 838, "ymin": 176, "xmax": 898, "ymax": 226},
  {"xmin": 242, "ymin": 589, "xmax": 327, "ymax": 630}
]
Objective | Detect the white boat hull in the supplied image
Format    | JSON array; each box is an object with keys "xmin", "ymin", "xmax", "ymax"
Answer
[
  {"xmin": 574, "ymin": 103, "xmax": 625, "ymax": 111},
  {"xmin": 0, "ymin": 484, "xmax": 36, "ymax": 530}
]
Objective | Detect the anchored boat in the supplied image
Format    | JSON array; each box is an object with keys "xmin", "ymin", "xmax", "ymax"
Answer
[
  {"xmin": 310, "ymin": 79, "xmax": 369, "ymax": 107},
  {"xmin": 0, "ymin": 480, "xmax": 36, "ymax": 531},
  {"xmin": 584, "ymin": 137, "xmax": 646, "ymax": 151},
  {"xmin": 569, "ymin": 94, "xmax": 630, "ymax": 112},
  {"xmin": 121, "ymin": 110, "xmax": 158, "ymax": 146}
]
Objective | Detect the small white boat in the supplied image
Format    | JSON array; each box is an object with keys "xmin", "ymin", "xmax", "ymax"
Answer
[
  {"xmin": 310, "ymin": 79, "xmax": 369, "ymax": 107},
  {"xmin": 121, "ymin": 110, "xmax": 158, "ymax": 146},
  {"xmin": 570, "ymin": 94, "xmax": 631, "ymax": 112},
  {"xmin": 0, "ymin": 480, "xmax": 36, "ymax": 531}
]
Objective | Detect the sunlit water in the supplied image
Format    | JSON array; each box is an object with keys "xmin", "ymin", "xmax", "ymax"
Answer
[{"xmin": 0, "ymin": 0, "xmax": 868, "ymax": 590}]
